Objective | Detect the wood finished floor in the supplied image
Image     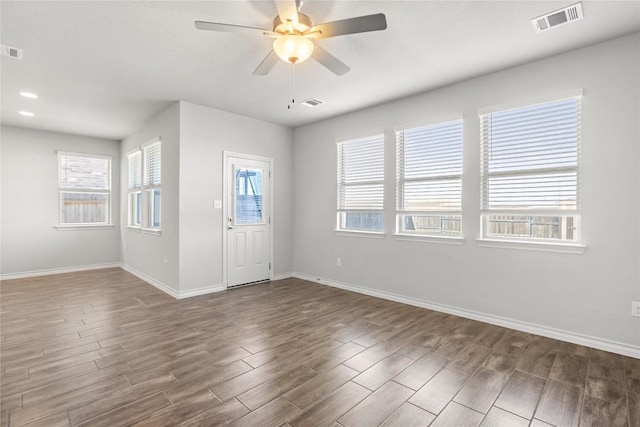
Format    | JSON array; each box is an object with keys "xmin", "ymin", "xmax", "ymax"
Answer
[{"xmin": 1, "ymin": 268, "xmax": 638, "ymax": 427}]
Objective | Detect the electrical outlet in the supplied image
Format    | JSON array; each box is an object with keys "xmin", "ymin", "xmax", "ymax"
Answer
[
  {"xmin": 632, "ymin": 301, "xmax": 640, "ymax": 318},
  {"xmin": 336, "ymin": 257, "xmax": 342, "ymax": 267}
]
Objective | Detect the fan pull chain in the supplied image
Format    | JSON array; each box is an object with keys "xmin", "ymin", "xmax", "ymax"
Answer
[
  {"xmin": 287, "ymin": 63, "xmax": 296, "ymax": 110},
  {"xmin": 288, "ymin": 63, "xmax": 291, "ymax": 109}
]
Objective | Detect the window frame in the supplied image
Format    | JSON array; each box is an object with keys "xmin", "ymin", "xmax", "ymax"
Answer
[
  {"xmin": 57, "ymin": 151, "xmax": 112, "ymax": 228},
  {"xmin": 336, "ymin": 133, "xmax": 385, "ymax": 235},
  {"xmin": 142, "ymin": 141, "xmax": 161, "ymax": 231},
  {"xmin": 127, "ymin": 138, "xmax": 161, "ymax": 234},
  {"xmin": 478, "ymin": 93, "xmax": 583, "ymax": 248},
  {"xmin": 395, "ymin": 117, "xmax": 464, "ymax": 241}
]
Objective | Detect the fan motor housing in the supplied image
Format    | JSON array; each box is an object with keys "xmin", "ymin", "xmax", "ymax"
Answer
[{"xmin": 273, "ymin": 13, "xmax": 312, "ymax": 34}]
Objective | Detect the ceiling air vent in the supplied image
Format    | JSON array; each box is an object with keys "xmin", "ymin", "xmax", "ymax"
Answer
[
  {"xmin": 300, "ymin": 98, "xmax": 324, "ymax": 107},
  {"xmin": 532, "ymin": 2, "xmax": 584, "ymax": 33},
  {"xmin": 1, "ymin": 44, "xmax": 23, "ymax": 59}
]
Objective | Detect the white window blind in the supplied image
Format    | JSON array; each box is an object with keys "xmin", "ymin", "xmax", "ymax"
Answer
[
  {"xmin": 480, "ymin": 96, "xmax": 581, "ymax": 241},
  {"xmin": 128, "ymin": 151, "xmax": 141, "ymax": 189},
  {"xmin": 59, "ymin": 153, "xmax": 110, "ymax": 191},
  {"xmin": 337, "ymin": 134, "xmax": 385, "ymax": 232},
  {"xmin": 58, "ymin": 152, "xmax": 111, "ymax": 225},
  {"xmin": 396, "ymin": 119, "xmax": 463, "ymax": 236},
  {"xmin": 143, "ymin": 142, "xmax": 161, "ymax": 186}
]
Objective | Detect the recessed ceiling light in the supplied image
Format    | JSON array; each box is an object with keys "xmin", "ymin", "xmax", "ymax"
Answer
[
  {"xmin": 19, "ymin": 111, "xmax": 35, "ymax": 117},
  {"xmin": 20, "ymin": 91, "xmax": 38, "ymax": 99}
]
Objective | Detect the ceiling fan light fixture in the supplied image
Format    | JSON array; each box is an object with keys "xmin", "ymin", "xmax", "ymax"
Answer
[{"xmin": 273, "ymin": 35, "xmax": 314, "ymax": 64}]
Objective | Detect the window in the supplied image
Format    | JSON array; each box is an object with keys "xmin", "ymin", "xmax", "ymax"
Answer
[
  {"xmin": 58, "ymin": 152, "xmax": 111, "ymax": 226},
  {"xmin": 127, "ymin": 150, "xmax": 142, "ymax": 227},
  {"xmin": 128, "ymin": 139, "xmax": 161, "ymax": 231},
  {"xmin": 396, "ymin": 119, "xmax": 463, "ymax": 236},
  {"xmin": 143, "ymin": 142, "xmax": 161, "ymax": 229},
  {"xmin": 480, "ymin": 96, "xmax": 581, "ymax": 242},
  {"xmin": 337, "ymin": 134, "xmax": 385, "ymax": 232}
]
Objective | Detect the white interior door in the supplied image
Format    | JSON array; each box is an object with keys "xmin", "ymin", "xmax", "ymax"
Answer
[{"xmin": 226, "ymin": 155, "xmax": 271, "ymax": 287}]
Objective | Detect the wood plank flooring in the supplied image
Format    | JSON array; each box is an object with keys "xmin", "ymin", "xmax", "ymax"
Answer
[{"xmin": 1, "ymin": 268, "xmax": 638, "ymax": 427}]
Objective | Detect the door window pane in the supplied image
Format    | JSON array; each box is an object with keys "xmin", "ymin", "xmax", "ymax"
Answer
[{"xmin": 235, "ymin": 168, "xmax": 263, "ymax": 224}]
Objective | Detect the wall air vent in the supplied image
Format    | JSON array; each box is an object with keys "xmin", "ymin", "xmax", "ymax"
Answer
[
  {"xmin": 1, "ymin": 44, "xmax": 23, "ymax": 59},
  {"xmin": 532, "ymin": 2, "xmax": 584, "ymax": 33},
  {"xmin": 300, "ymin": 98, "xmax": 324, "ymax": 107}
]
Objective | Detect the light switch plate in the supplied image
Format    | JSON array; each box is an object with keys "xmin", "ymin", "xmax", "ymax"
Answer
[{"xmin": 214, "ymin": 200, "xmax": 222, "ymax": 209}]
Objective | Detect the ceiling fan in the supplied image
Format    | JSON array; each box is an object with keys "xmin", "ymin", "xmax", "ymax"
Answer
[{"xmin": 195, "ymin": 0, "xmax": 387, "ymax": 76}]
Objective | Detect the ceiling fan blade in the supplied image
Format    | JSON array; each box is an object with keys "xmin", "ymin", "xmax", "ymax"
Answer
[
  {"xmin": 253, "ymin": 50, "xmax": 280, "ymax": 76},
  {"xmin": 274, "ymin": 0, "xmax": 299, "ymax": 27},
  {"xmin": 311, "ymin": 45, "xmax": 350, "ymax": 76},
  {"xmin": 309, "ymin": 13, "xmax": 387, "ymax": 39},
  {"xmin": 195, "ymin": 21, "xmax": 276, "ymax": 37}
]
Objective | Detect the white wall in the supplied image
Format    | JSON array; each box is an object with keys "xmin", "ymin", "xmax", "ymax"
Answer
[
  {"xmin": 292, "ymin": 33, "xmax": 640, "ymax": 351},
  {"xmin": 178, "ymin": 101, "xmax": 293, "ymax": 292},
  {"xmin": 1, "ymin": 125, "xmax": 120, "ymax": 276},
  {"xmin": 120, "ymin": 103, "xmax": 180, "ymax": 292}
]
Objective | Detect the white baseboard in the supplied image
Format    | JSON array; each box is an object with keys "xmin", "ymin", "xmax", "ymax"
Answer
[
  {"xmin": 120, "ymin": 264, "xmax": 180, "ymax": 299},
  {"xmin": 272, "ymin": 272, "xmax": 294, "ymax": 281},
  {"xmin": 292, "ymin": 272, "xmax": 640, "ymax": 359},
  {"xmin": 120, "ymin": 264, "xmax": 225, "ymax": 300},
  {"xmin": 0, "ymin": 263, "xmax": 121, "ymax": 281},
  {"xmin": 178, "ymin": 285, "xmax": 226, "ymax": 299}
]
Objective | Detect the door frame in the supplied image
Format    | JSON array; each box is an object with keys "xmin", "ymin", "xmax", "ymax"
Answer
[{"xmin": 222, "ymin": 151, "xmax": 274, "ymax": 289}]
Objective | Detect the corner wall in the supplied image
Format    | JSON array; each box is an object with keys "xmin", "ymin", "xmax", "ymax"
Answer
[
  {"xmin": 292, "ymin": 33, "xmax": 640, "ymax": 353},
  {"xmin": 120, "ymin": 103, "xmax": 180, "ymax": 293},
  {"xmin": 1, "ymin": 125, "xmax": 121, "ymax": 277}
]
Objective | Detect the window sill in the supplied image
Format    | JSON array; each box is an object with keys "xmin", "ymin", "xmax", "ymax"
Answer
[
  {"xmin": 55, "ymin": 224, "xmax": 114, "ymax": 231},
  {"xmin": 127, "ymin": 226, "xmax": 161, "ymax": 236},
  {"xmin": 335, "ymin": 230, "xmax": 385, "ymax": 239},
  {"xmin": 476, "ymin": 238, "xmax": 586, "ymax": 254},
  {"xmin": 142, "ymin": 228, "xmax": 161, "ymax": 236},
  {"xmin": 393, "ymin": 234, "xmax": 465, "ymax": 245}
]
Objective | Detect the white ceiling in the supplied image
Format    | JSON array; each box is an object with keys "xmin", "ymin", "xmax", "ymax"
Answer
[{"xmin": 1, "ymin": 1, "xmax": 639, "ymax": 140}]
